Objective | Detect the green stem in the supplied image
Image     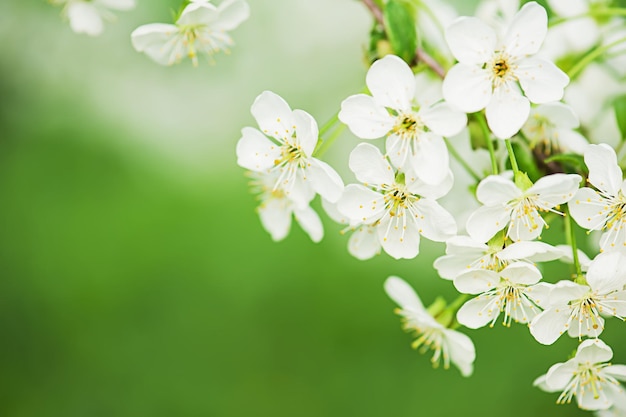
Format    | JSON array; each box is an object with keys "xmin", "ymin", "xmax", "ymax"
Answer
[
  {"xmin": 314, "ymin": 124, "xmax": 346, "ymax": 158},
  {"xmin": 568, "ymin": 36, "xmax": 626, "ymax": 80},
  {"xmin": 443, "ymin": 137, "xmax": 481, "ymax": 182},
  {"xmin": 550, "ymin": 8, "xmax": 626, "ymax": 27},
  {"xmin": 564, "ymin": 206, "xmax": 583, "ymax": 281},
  {"xmin": 504, "ymin": 139, "xmax": 520, "ymax": 177},
  {"xmin": 476, "ymin": 113, "xmax": 498, "ymax": 175},
  {"xmin": 319, "ymin": 112, "xmax": 339, "ymax": 137},
  {"xmin": 447, "ymin": 293, "xmax": 470, "ymax": 330}
]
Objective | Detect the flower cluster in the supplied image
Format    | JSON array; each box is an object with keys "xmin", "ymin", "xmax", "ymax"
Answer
[{"xmin": 235, "ymin": 1, "xmax": 626, "ymax": 414}]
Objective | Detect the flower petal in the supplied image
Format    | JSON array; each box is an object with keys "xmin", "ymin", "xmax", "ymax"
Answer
[
  {"xmin": 251, "ymin": 91, "xmax": 295, "ymax": 142},
  {"xmin": 585, "ymin": 144, "xmax": 622, "ymax": 196},
  {"xmin": 503, "ymin": 2, "xmax": 548, "ymax": 57},
  {"xmin": 454, "ymin": 268, "xmax": 500, "ymax": 294},
  {"xmin": 177, "ymin": 1, "xmax": 218, "ymax": 25},
  {"xmin": 214, "ymin": 0, "xmax": 250, "ymax": 31},
  {"xmin": 498, "ymin": 241, "xmax": 562, "ymax": 262},
  {"xmin": 569, "ymin": 187, "xmax": 609, "ymax": 231},
  {"xmin": 466, "ymin": 205, "xmax": 510, "ymax": 243},
  {"xmin": 485, "ymin": 85, "xmax": 530, "ymax": 139},
  {"xmin": 307, "ymin": 158, "xmax": 344, "ymax": 204},
  {"xmin": 444, "ymin": 329, "xmax": 476, "ymax": 377},
  {"xmin": 517, "ymin": 58, "xmax": 569, "ymax": 104},
  {"xmin": 348, "ymin": 225, "xmax": 381, "ymax": 260},
  {"xmin": 378, "ymin": 215, "xmax": 422, "ymax": 259},
  {"xmin": 456, "ymin": 296, "xmax": 498, "ymax": 329},
  {"xmin": 349, "ymin": 143, "xmax": 394, "ymax": 186},
  {"xmin": 476, "ymin": 175, "xmax": 520, "ymax": 205},
  {"xmin": 338, "ymin": 94, "xmax": 394, "ymax": 139},
  {"xmin": 236, "ymin": 127, "xmax": 282, "ymax": 171},
  {"xmin": 500, "ymin": 261, "xmax": 542, "ymax": 285},
  {"xmin": 544, "ymin": 360, "xmax": 578, "ymax": 390},
  {"xmin": 529, "ymin": 307, "xmax": 571, "ymax": 345},
  {"xmin": 258, "ymin": 198, "xmax": 292, "ymax": 241},
  {"xmin": 576, "ymin": 339, "xmax": 613, "ymax": 366},
  {"xmin": 442, "ymin": 63, "xmax": 492, "ymax": 113},
  {"xmin": 420, "ymin": 102, "xmax": 468, "ymax": 137},
  {"xmin": 384, "ymin": 276, "xmax": 426, "ymax": 312},
  {"xmin": 130, "ymin": 23, "xmax": 180, "ymax": 65},
  {"xmin": 292, "ymin": 109, "xmax": 318, "ymax": 157},
  {"xmin": 294, "ymin": 205, "xmax": 323, "ymax": 243},
  {"xmin": 337, "ymin": 184, "xmax": 385, "ymax": 225},
  {"xmin": 410, "ymin": 132, "xmax": 450, "ymax": 185},
  {"xmin": 529, "ymin": 173, "xmax": 581, "ymax": 209},
  {"xmin": 366, "ymin": 55, "xmax": 415, "ymax": 111},
  {"xmin": 586, "ymin": 252, "xmax": 626, "ymax": 294},
  {"xmin": 445, "ymin": 16, "xmax": 496, "ymax": 64},
  {"xmin": 413, "ymin": 198, "xmax": 457, "ymax": 242},
  {"xmin": 67, "ymin": 2, "xmax": 104, "ymax": 36}
]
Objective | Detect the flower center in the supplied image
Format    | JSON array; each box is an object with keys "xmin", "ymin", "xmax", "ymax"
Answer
[
  {"xmin": 392, "ymin": 113, "xmax": 424, "ymax": 141},
  {"xmin": 557, "ymin": 363, "xmax": 612, "ymax": 404},
  {"xmin": 488, "ymin": 52, "xmax": 517, "ymax": 87}
]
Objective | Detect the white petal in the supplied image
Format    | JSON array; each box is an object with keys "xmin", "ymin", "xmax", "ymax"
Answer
[
  {"xmin": 586, "ymin": 252, "xmax": 626, "ymax": 294},
  {"xmin": 485, "ymin": 85, "xmax": 530, "ymax": 139},
  {"xmin": 366, "ymin": 55, "xmax": 415, "ymax": 111},
  {"xmin": 413, "ymin": 72, "xmax": 443, "ymax": 108},
  {"xmin": 348, "ymin": 225, "xmax": 381, "ymax": 260},
  {"xmin": 454, "ymin": 268, "xmax": 500, "ymax": 294},
  {"xmin": 445, "ymin": 16, "xmax": 497, "ymax": 64},
  {"xmin": 476, "ymin": 175, "xmax": 520, "ymax": 205},
  {"xmin": 516, "ymin": 58, "xmax": 569, "ymax": 104},
  {"xmin": 337, "ymin": 184, "xmax": 385, "ymax": 225},
  {"xmin": 284, "ymin": 170, "xmax": 315, "ymax": 209},
  {"xmin": 214, "ymin": 0, "xmax": 250, "ymax": 31},
  {"xmin": 406, "ymin": 168, "xmax": 454, "ymax": 200},
  {"xmin": 503, "ymin": 2, "xmax": 547, "ymax": 57},
  {"xmin": 348, "ymin": 143, "xmax": 394, "ymax": 186},
  {"xmin": 498, "ymin": 241, "xmax": 562, "ymax": 262},
  {"xmin": 544, "ymin": 360, "xmax": 578, "ymax": 390},
  {"xmin": 466, "ymin": 205, "xmax": 510, "ymax": 243},
  {"xmin": 236, "ymin": 127, "xmax": 281, "ymax": 172},
  {"xmin": 548, "ymin": 0, "xmax": 588, "ymax": 17},
  {"xmin": 434, "ymin": 253, "xmax": 477, "ymax": 280},
  {"xmin": 529, "ymin": 173, "xmax": 580, "ymax": 209},
  {"xmin": 444, "ymin": 329, "xmax": 476, "ymax": 377},
  {"xmin": 67, "ymin": 2, "xmax": 104, "ymax": 36},
  {"xmin": 604, "ymin": 365, "xmax": 626, "ymax": 382},
  {"xmin": 529, "ymin": 307, "xmax": 571, "ymax": 345},
  {"xmin": 294, "ymin": 205, "xmax": 323, "ymax": 243},
  {"xmin": 321, "ymin": 198, "xmax": 347, "ymax": 225},
  {"xmin": 307, "ymin": 158, "xmax": 344, "ymax": 204},
  {"xmin": 585, "ymin": 144, "xmax": 622, "ymax": 196},
  {"xmin": 549, "ymin": 280, "xmax": 589, "ymax": 305},
  {"xmin": 554, "ymin": 129, "xmax": 589, "ymax": 154},
  {"xmin": 130, "ymin": 24, "xmax": 180, "ymax": 65},
  {"xmin": 177, "ymin": 1, "xmax": 218, "ymax": 25},
  {"xmin": 378, "ymin": 215, "xmax": 422, "ymax": 259},
  {"xmin": 410, "ymin": 133, "xmax": 450, "ymax": 185},
  {"xmin": 442, "ymin": 63, "xmax": 492, "ymax": 113},
  {"xmin": 250, "ymin": 91, "xmax": 295, "ymax": 142},
  {"xmin": 533, "ymin": 102, "xmax": 579, "ymax": 129},
  {"xmin": 258, "ymin": 198, "xmax": 292, "ymax": 241},
  {"xmin": 338, "ymin": 94, "xmax": 394, "ymax": 139},
  {"xmin": 569, "ymin": 187, "xmax": 610, "ymax": 231},
  {"xmin": 526, "ymin": 282, "xmax": 554, "ymax": 308},
  {"xmin": 500, "ymin": 261, "xmax": 542, "ymax": 285},
  {"xmin": 420, "ymin": 102, "xmax": 468, "ymax": 137},
  {"xmin": 413, "ymin": 199, "xmax": 457, "ymax": 242},
  {"xmin": 292, "ymin": 109, "xmax": 318, "ymax": 157},
  {"xmin": 384, "ymin": 276, "xmax": 426, "ymax": 312},
  {"xmin": 576, "ymin": 339, "xmax": 613, "ymax": 365},
  {"xmin": 456, "ymin": 296, "xmax": 498, "ymax": 329}
]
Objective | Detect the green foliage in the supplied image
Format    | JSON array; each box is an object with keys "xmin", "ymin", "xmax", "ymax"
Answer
[
  {"xmin": 613, "ymin": 94, "xmax": 626, "ymax": 141},
  {"xmin": 383, "ymin": 0, "xmax": 418, "ymax": 63},
  {"xmin": 510, "ymin": 141, "xmax": 541, "ymax": 182}
]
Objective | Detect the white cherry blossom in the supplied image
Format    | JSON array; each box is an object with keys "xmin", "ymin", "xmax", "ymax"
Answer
[
  {"xmin": 384, "ymin": 276, "xmax": 476, "ymax": 377},
  {"xmin": 442, "ymin": 1, "xmax": 569, "ymax": 139},
  {"xmin": 131, "ymin": 0, "xmax": 249, "ymax": 66},
  {"xmin": 521, "ymin": 102, "xmax": 589, "ymax": 155},
  {"xmin": 248, "ymin": 171, "xmax": 323, "ymax": 242},
  {"xmin": 535, "ymin": 339, "xmax": 626, "ymax": 411},
  {"xmin": 337, "ymin": 143, "xmax": 456, "ymax": 259},
  {"xmin": 570, "ymin": 144, "xmax": 626, "ymax": 252},
  {"xmin": 54, "ymin": 0, "xmax": 135, "ymax": 36},
  {"xmin": 466, "ymin": 173, "xmax": 581, "ymax": 242},
  {"xmin": 236, "ymin": 91, "xmax": 344, "ymax": 209},
  {"xmin": 530, "ymin": 251, "xmax": 626, "ymax": 345},
  {"xmin": 455, "ymin": 262, "xmax": 550, "ymax": 328},
  {"xmin": 339, "ymin": 55, "xmax": 467, "ymax": 184},
  {"xmin": 434, "ymin": 235, "xmax": 561, "ymax": 280}
]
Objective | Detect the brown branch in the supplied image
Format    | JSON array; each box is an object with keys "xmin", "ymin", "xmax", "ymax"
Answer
[{"xmin": 360, "ymin": 0, "xmax": 446, "ymax": 79}]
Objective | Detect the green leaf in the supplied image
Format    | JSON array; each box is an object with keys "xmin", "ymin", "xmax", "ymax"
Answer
[
  {"xmin": 510, "ymin": 141, "xmax": 541, "ymax": 183},
  {"xmin": 544, "ymin": 153, "xmax": 587, "ymax": 174},
  {"xmin": 383, "ymin": 0, "xmax": 418, "ymax": 63},
  {"xmin": 613, "ymin": 95, "xmax": 626, "ymax": 141}
]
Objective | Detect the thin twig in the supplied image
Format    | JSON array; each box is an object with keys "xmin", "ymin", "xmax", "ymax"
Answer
[{"xmin": 360, "ymin": 0, "xmax": 446, "ymax": 78}]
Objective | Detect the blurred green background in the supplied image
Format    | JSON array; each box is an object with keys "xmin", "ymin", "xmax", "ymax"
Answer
[{"xmin": 0, "ymin": 1, "xmax": 620, "ymax": 416}]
